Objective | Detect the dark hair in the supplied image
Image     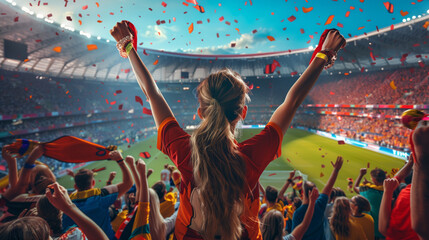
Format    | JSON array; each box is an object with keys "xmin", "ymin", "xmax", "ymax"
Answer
[
  {"xmin": 334, "ymin": 187, "xmax": 346, "ymax": 197},
  {"xmin": 265, "ymin": 186, "xmax": 278, "ymax": 203},
  {"xmin": 0, "ymin": 216, "xmax": 50, "ymax": 240},
  {"xmin": 37, "ymin": 195, "xmax": 63, "ymax": 236},
  {"xmin": 370, "ymin": 168, "xmax": 387, "ymax": 184},
  {"xmin": 151, "ymin": 181, "xmax": 166, "ymax": 200},
  {"xmin": 33, "ymin": 176, "xmax": 55, "ymax": 195},
  {"xmin": 352, "ymin": 195, "xmax": 371, "ymax": 214},
  {"xmin": 302, "ymin": 181, "xmax": 316, "ymax": 199},
  {"xmin": 74, "ymin": 169, "xmax": 94, "ymax": 191}
]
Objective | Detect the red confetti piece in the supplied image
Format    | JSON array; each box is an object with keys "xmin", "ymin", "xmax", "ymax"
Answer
[
  {"xmin": 337, "ymin": 22, "xmax": 344, "ymax": 28},
  {"xmin": 367, "ymin": 162, "xmax": 370, "ymax": 168},
  {"xmin": 321, "ymin": 164, "xmax": 325, "ymax": 168},
  {"xmin": 358, "ymin": 26, "xmax": 365, "ymax": 30},
  {"xmin": 135, "ymin": 96, "xmax": 143, "ymax": 106},
  {"xmin": 105, "ymin": 99, "xmax": 109, "ymax": 104},
  {"xmin": 116, "ymin": 90, "xmax": 122, "ymax": 94},
  {"xmin": 87, "ymin": 44, "xmax": 98, "ymax": 51},
  {"xmin": 400, "ymin": 10, "xmax": 409, "ymax": 16},
  {"xmin": 183, "ymin": 2, "xmax": 189, "ymax": 6},
  {"xmin": 140, "ymin": 152, "xmax": 151, "ymax": 159},
  {"xmin": 225, "ymin": 21, "xmax": 231, "ymax": 25},
  {"xmin": 338, "ymin": 140, "xmax": 345, "ymax": 145},
  {"xmin": 219, "ymin": 16, "xmax": 224, "ymax": 21},
  {"xmin": 110, "ymin": 101, "xmax": 116, "ymax": 105},
  {"xmin": 287, "ymin": 15, "xmax": 296, "ymax": 22},
  {"xmin": 267, "ymin": 36, "xmax": 275, "ymax": 41},
  {"xmin": 325, "ymin": 15, "xmax": 335, "ymax": 25},
  {"xmin": 82, "ymin": 5, "xmax": 88, "ymax": 10},
  {"xmin": 143, "ymin": 107, "xmax": 152, "ymax": 115},
  {"xmin": 118, "ymin": 104, "xmax": 123, "ymax": 110},
  {"xmin": 390, "ymin": 24, "xmax": 394, "ymax": 30},
  {"xmin": 143, "ymin": 49, "xmax": 149, "ymax": 56},
  {"xmin": 14, "ymin": 16, "xmax": 19, "ymax": 22},
  {"xmin": 320, "ymin": 172, "xmax": 324, "ymax": 177},
  {"xmin": 384, "ymin": 2, "xmax": 394, "ymax": 13},
  {"xmin": 110, "ymin": 12, "xmax": 114, "ymax": 15},
  {"xmin": 96, "ymin": 2, "xmax": 99, "ymax": 7},
  {"xmin": 188, "ymin": 23, "xmax": 194, "ymax": 33},
  {"xmin": 370, "ymin": 51, "xmax": 376, "ymax": 61},
  {"xmin": 290, "ymin": 71, "xmax": 298, "ymax": 76},
  {"xmin": 330, "ymin": 91, "xmax": 335, "ymax": 95},
  {"xmin": 418, "ymin": 61, "xmax": 425, "ymax": 68},
  {"xmin": 268, "ymin": 173, "xmax": 277, "ymax": 176},
  {"xmin": 300, "ymin": 28, "xmax": 305, "ymax": 34},
  {"xmin": 194, "ymin": 5, "xmax": 205, "ymax": 13},
  {"xmin": 66, "ymin": 16, "xmax": 72, "ymax": 21},
  {"xmin": 302, "ymin": 7, "xmax": 313, "ymax": 13},
  {"xmin": 345, "ymin": 11, "xmax": 350, "ymax": 17},
  {"xmin": 153, "ymin": 59, "xmax": 159, "ymax": 65},
  {"xmin": 252, "ymin": 29, "xmax": 257, "ymax": 34},
  {"xmin": 162, "ymin": 1, "xmax": 167, "ymax": 7}
]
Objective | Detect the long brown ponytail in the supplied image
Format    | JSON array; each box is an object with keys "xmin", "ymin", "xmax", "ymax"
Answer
[{"xmin": 191, "ymin": 68, "xmax": 249, "ymax": 240}]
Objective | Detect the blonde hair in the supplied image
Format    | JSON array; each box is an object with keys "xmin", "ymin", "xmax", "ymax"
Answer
[
  {"xmin": 330, "ymin": 197, "xmax": 351, "ymax": 237},
  {"xmin": 260, "ymin": 210, "xmax": 284, "ymax": 240},
  {"xmin": 190, "ymin": 68, "xmax": 249, "ymax": 240},
  {"xmin": 148, "ymin": 189, "xmax": 166, "ymax": 240}
]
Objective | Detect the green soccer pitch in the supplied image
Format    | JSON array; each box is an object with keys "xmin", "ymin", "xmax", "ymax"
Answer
[{"xmin": 58, "ymin": 128, "xmax": 405, "ymax": 197}]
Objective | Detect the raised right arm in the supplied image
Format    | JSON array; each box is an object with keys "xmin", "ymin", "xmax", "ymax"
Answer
[
  {"xmin": 110, "ymin": 21, "xmax": 174, "ymax": 128},
  {"xmin": 322, "ymin": 156, "xmax": 343, "ymax": 196},
  {"xmin": 354, "ymin": 168, "xmax": 367, "ymax": 194},
  {"xmin": 379, "ymin": 178, "xmax": 399, "ymax": 236}
]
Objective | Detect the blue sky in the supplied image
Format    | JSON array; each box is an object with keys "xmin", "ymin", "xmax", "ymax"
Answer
[{"xmin": 10, "ymin": 0, "xmax": 429, "ymax": 54}]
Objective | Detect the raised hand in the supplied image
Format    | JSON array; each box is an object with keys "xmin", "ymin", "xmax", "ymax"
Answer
[
  {"xmin": 359, "ymin": 168, "xmax": 367, "ymax": 176},
  {"xmin": 289, "ymin": 170, "xmax": 296, "ymax": 180},
  {"xmin": 321, "ymin": 29, "xmax": 346, "ymax": 53},
  {"xmin": 110, "ymin": 21, "xmax": 133, "ymax": 43},
  {"xmin": 2, "ymin": 147, "xmax": 16, "ymax": 164},
  {"xmin": 108, "ymin": 171, "xmax": 117, "ymax": 182},
  {"xmin": 125, "ymin": 155, "xmax": 135, "ymax": 166},
  {"xmin": 45, "ymin": 182, "xmax": 74, "ymax": 213},
  {"xmin": 331, "ymin": 156, "xmax": 344, "ymax": 171},
  {"xmin": 136, "ymin": 158, "xmax": 146, "ymax": 173},
  {"xmin": 383, "ymin": 178, "xmax": 399, "ymax": 193},
  {"xmin": 109, "ymin": 150, "xmax": 123, "ymax": 162},
  {"xmin": 309, "ymin": 188, "xmax": 320, "ymax": 204}
]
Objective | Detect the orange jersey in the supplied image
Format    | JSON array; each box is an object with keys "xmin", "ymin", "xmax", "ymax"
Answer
[{"xmin": 157, "ymin": 117, "xmax": 283, "ymax": 240}]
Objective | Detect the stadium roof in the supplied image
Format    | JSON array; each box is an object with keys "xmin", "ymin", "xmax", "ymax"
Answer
[{"xmin": 1, "ymin": 1, "xmax": 428, "ymax": 82}]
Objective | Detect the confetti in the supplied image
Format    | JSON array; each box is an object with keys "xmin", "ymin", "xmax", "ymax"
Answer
[
  {"xmin": 400, "ymin": 10, "xmax": 409, "ymax": 16},
  {"xmin": 268, "ymin": 173, "xmax": 277, "ymax": 176},
  {"xmin": 78, "ymin": 20, "xmax": 82, "ymax": 25},
  {"xmin": 287, "ymin": 15, "xmax": 296, "ymax": 22},
  {"xmin": 188, "ymin": 23, "xmax": 194, "ymax": 33},
  {"xmin": 66, "ymin": 16, "xmax": 72, "ymax": 21},
  {"xmin": 384, "ymin": 2, "xmax": 394, "ymax": 13},
  {"xmin": 337, "ymin": 22, "xmax": 344, "ymax": 28},
  {"xmin": 135, "ymin": 96, "xmax": 143, "ymax": 106},
  {"xmin": 162, "ymin": 1, "xmax": 167, "ymax": 7},
  {"xmin": 219, "ymin": 16, "xmax": 224, "ymax": 21},
  {"xmin": 345, "ymin": 11, "xmax": 350, "ymax": 17},
  {"xmin": 302, "ymin": 7, "xmax": 313, "ymax": 13},
  {"xmin": 267, "ymin": 36, "xmax": 275, "ymax": 41},
  {"xmin": 116, "ymin": 90, "xmax": 122, "ymax": 94},
  {"xmin": 52, "ymin": 46, "xmax": 62, "ymax": 53},
  {"xmin": 194, "ymin": 5, "xmax": 205, "ymax": 13},
  {"xmin": 186, "ymin": 0, "xmax": 198, "ymax": 4},
  {"xmin": 321, "ymin": 164, "xmax": 325, "ymax": 168},
  {"xmin": 96, "ymin": 2, "xmax": 99, "ymax": 7},
  {"xmin": 143, "ymin": 107, "xmax": 152, "ymax": 115},
  {"xmin": 252, "ymin": 29, "xmax": 257, "ymax": 34},
  {"xmin": 367, "ymin": 162, "xmax": 370, "ymax": 168},
  {"xmin": 118, "ymin": 104, "xmax": 123, "ymax": 110},
  {"xmin": 14, "ymin": 16, "xmax": 19, "ymax": 22},
  {"xmin": 140, "ymin": 152, "xmax": 151, "ymax": 159},
  {"xmin": 338, "ymin": 140, "xmax": 345, "ymax": 145},
  {"xmin": 370, "ymin": 51, "xmax": 376, "ymax": 61},
  {"xmin": 87, "ymin": 44, "xmax": 98, "ymax": 51},
  {"xmin": 390, "ymin": 80, "xmax": 397, "ymax": 90},
  {"xmin": 320, "ymin": 172, "xmax": 324, "ymax": 177},
  {"xmin": 153, "ymin": 59, "xmax": 159, "ymax": 65},
  {"xmin": 324, "ymin": 15, "xmax": 334, "ymax": 25},
  {"xmin": 82, "ymin": 5, "xmax": 88, "ymax": 10}
]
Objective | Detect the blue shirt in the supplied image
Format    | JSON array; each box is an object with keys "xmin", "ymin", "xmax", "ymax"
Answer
[
  {"xmin": 62, "ymin": 187, "xmax": 118, "ymax": 240},
  {"xmin": 292, "ymin": 193, "xmax": 329, "ymax": 240}
]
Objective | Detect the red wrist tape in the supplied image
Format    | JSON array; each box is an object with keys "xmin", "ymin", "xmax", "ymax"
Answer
[{"xmin": 124, "ymin": 21, "xmax": 137, "ymax": 51}]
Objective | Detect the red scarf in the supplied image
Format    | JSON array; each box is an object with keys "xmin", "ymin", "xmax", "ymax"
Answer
[{"xmin": 5, "ymin": 136, "xmax": 114, "ymax": 163}]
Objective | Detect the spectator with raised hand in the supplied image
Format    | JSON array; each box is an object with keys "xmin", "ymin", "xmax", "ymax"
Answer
[
  {"xmin": 330, "ymin": 197, "xmax": 367, "ymax": 240},
  {"xmin": 129, "ymin": 158, "xmax": 151, "ymax": 240},
  {"xmin": 350, "ymin": 195, "xmax": 374, "ymax": 240},
  {"xmin": 1, "ymin": 147, "xmax": 18, "ymax": 190},
  {"xmin": 410, "ymin": 120, "xmax": 429, "ymax": 239},
  {"xmin": 292, "ymin": 156, "xmax": 343, "ymax": 240},
  {"xmin": 62, "ymin": 150, "xmax": 133, "ymax": 239},
  {"xmin": 354, "ymin": 167, "xmax": 386, "ymax": 239},
  {"xmin": 278, "ymin": 170, "xmax": 296, "ymax": 203},
  {"xmin": 46, "ymin": 182, "xmax": 109, "ymax": 240},
  {"xmin": 111, "ymin": 20, "xmax": 345, "ymax": 239}
]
